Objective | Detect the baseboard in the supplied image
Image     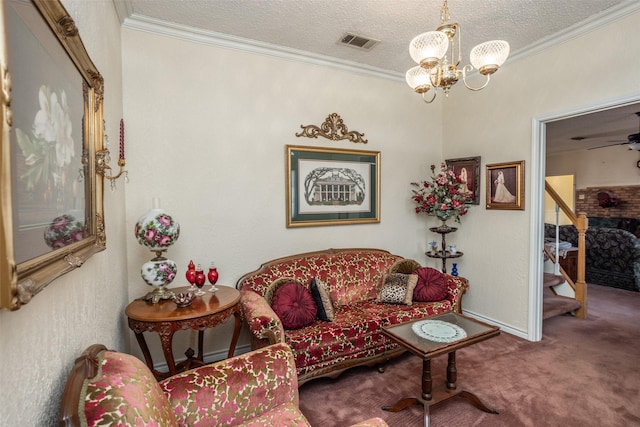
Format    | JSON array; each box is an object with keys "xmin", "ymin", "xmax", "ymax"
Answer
[
  {"xmin": 152, "ymin": 343, "xmax": 253, "ymax": 372},
  {"xmin": 462, "ymin": 309, "xmax": 529, "ymax": 340}
]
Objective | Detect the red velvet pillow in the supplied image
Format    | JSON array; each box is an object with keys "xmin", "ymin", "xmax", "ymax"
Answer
[
  {"xmin": 413, "ymin": 267, "xmax": 448, "ymax": 302},
  {"xmin": 271, "ymin": 282, "xmax": 318, "ymax": 329}
]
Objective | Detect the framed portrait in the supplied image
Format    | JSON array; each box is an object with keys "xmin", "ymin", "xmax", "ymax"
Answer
[
  {"xmin": 286, "ymin": 145, "xmax": 380, "ymax": 227},
  {"xmin": 0, "ymin": 0, "xmax": 105, "ymax": 310},
  {"xmin": 445, "ymin": 156, "xmax": 480, "ymax": 205},
  {"xmin": 486, "ymin": 161, "xmax": 525, "ymax": 210}
]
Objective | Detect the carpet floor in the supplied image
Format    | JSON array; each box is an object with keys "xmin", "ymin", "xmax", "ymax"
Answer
[{"xmin": 298, "ymin": 284, "xmax": 640, "ymax": 426}]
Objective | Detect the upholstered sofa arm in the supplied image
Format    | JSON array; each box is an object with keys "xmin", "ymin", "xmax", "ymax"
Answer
[
  {"xmin": 161, "ymin": 343, "xmax": 303, "ymax": 426},
  {"xmin": 445, "ymin": 275, "xmax": 469, "ymax": 313},
  {"xmin": 240, "ymin": 289, "xmax": 285, "ymax": 345}
]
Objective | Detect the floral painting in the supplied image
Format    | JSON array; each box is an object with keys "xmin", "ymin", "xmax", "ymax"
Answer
[
  {"xmin": 15, "ymin": 85, "xmax": 78, "ymax": 201},
  {"xmin": 8, "ymin": 0, "xmax": 86, "ymax": 263}
]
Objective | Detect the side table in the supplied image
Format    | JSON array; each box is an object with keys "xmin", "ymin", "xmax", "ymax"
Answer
[
  {"xmin": 558, "ymin": 247, "xmax": 578, "ymax": 282},
  {"xmin": 125, "ymin": 285, "xmax": 242, "ymax": 380}
]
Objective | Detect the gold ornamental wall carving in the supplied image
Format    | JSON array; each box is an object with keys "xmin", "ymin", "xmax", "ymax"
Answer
[{"xmin": 296, "ymin": 113, "xmax": 368, "ymax": 144}]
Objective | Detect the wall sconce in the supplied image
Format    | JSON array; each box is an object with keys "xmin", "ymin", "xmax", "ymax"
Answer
[{"xmin": 96, "ymin": 119, "xmax": 128, "ymax": 189}]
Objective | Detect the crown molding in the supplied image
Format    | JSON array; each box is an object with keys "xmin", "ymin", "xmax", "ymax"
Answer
[
  {"xmin": 120, "ymin": 1, "xmax": 640, "ymax": 82},
  {"xmin": 112, "ymin": 0, "xmax": 132, "ymax": 25},
  {"xmin": 121, "ymin": 14, "xmax": 403, "ymax": 82},
  {"xmin": 509, "ymin": 0, "xmax": 640, "ymax": 63}
]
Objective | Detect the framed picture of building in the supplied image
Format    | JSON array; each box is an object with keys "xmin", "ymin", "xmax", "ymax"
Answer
[
  {"xmin": 445, "ymin": 156, "xmax": 481, "ymax": 205},
  {"xmin": 286, "ymin": 145, "xmax": 380, "ymax": 227},
  {"xmin": 486, "ymin": 160, "xmax": 525, "ymax": 210}
]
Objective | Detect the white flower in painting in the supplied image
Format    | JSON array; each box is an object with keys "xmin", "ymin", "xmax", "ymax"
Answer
[
  {"xmin": 54, "ymin": 90, "xmax": 74, "ymax": 167},
  {"xmin": 32, "ymin": 85, "xmax": 74, "ymax": 167},
  {"xmin": 33, "ymin": 85, "xmax": 57, "ymax": 143}
]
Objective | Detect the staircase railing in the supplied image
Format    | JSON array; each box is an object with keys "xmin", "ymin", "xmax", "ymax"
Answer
[{"xmin": 544, "ymin": 181, "xmax": 588, "ymax": 318}]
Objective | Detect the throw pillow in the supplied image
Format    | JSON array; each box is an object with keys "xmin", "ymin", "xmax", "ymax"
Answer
[
  {"xmin": 376, "ymin": 273, "xmax": 418, "ymax": 305},
  {"xmin": 413, "ymin": 267, "xmax": 448, "ymax": 302},
  {"xmin": 310, "ymin": 277, "xmax": 335, "ymax": 321},
  {"xmin": 271, "ymin": 282, "xmax": 318, "ymax": 329},
  {"xmin": 389, "ymin": 258, "xmax": 422, "ymax": 274},
  {"xmin": 264, "ymin": 277, "xmax": 302, "ymax": 306}
]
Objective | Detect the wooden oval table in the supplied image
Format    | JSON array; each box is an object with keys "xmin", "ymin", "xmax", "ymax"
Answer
[{"xmin": 125, "ymin": 285, "xmax": 241, "ymax": 380}]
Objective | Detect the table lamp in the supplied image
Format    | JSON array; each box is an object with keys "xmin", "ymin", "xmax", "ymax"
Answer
[{"xmin": 134, "ymin": 198, "xmax": 180, "ymax": 303}]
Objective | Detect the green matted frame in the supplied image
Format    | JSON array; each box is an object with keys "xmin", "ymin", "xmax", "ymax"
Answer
[{"xmin": 286, "ymin": 145, "xmax": 380, "ymax": 227}]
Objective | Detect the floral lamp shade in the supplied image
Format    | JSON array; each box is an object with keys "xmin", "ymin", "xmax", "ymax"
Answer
[
  {"xmin": 135, "ymin": 198, "xmax": 180, "ymax": 303},
  {"xmin": 134, "ymin": 203, "xmax": 180, "ymax": 253}
]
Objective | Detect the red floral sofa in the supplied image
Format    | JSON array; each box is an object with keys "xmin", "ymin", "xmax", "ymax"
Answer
[
  {"xmin": 236, "ymin": 248, "xmax": 469, "ymax": 385},
  {"xmin": 59, "ymin": 342, "xmax": 388, "ymax": 427}
]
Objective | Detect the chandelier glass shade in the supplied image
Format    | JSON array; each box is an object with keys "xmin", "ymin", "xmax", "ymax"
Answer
[{"xmin": 407, "ymin": 0, "xmax": 510, "ymax": 103}]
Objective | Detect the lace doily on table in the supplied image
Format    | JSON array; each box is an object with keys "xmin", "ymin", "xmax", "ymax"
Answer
[{"xmin": 411, "ymin": 319, "xmax": 467, "ymax": 343}]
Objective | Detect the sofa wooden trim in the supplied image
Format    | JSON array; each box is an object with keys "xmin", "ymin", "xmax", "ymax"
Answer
[
  {"xmin": 235, "ymin": 247, "xmax": 398, "ymax": 286},
  {"xmin": 59, "ymin": 344, "xmax": 106, "ymax": 427}
]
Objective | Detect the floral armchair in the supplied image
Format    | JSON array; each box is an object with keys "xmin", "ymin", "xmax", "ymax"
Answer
[{"xmin": 59, "ymin": 342, "xmax": 388, "ymax": 427}]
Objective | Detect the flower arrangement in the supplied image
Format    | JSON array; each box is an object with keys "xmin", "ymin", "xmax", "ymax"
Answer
[{"xmin": 411, "ymin": 163, "xmax": 469, "ymax": 223}]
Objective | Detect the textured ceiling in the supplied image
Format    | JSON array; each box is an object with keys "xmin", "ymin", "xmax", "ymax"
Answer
[
  {"xmin": 121, "ymin": 0, "xmax": 640, "ymax": 153},
  {"xmin": 125, "ymin": 0, "xmax": 630, "ymax": 74}
]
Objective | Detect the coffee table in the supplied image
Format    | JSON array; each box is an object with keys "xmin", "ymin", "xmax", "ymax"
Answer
[{"xmin": 381, "ymin": 312, "xmax": 500, "ymax": 427}]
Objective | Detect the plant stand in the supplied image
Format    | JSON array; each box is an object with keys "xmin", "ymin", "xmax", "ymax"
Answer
[{"xmin": 426, "ymin": 224, "xmax": 463, "ymax": 274}]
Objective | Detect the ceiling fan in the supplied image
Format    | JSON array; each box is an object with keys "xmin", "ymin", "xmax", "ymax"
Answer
[{"xmin": 587, "ymin": 111, "xmax": 640, "ymax": 151}]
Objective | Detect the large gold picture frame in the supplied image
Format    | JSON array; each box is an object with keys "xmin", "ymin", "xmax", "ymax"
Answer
[
  {"xmin": 0, "ymin": 0, "xmax": 105, "ymax": 310},
  {"xmin": 286, "ymin": 145, "xmax": 380, "ymax": 227}
]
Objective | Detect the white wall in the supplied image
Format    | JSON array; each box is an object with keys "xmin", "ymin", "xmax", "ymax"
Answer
[
  {"xmin": 0, "ymin": 1, "xmax": 127, "ymax": 426},
  {"xmin": 547, "ymin": 147, "xmax": 640, "ymax": 188},
  {"xmin": 441, "ymin": 8, "xmax": 640, "ymax": 333},
  {"xmin": 121, "ymin": 27, "xmax": 443, "ymax": 361}
]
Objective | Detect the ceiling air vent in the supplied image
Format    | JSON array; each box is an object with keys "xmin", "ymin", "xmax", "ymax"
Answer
[{"xmin": 338, "ymin": 32, "xmax": 380, "ymax": 51}]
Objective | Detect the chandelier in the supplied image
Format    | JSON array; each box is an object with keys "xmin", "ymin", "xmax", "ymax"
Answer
[{"xmin": 406, "ymin": 0, "xmax": 510, "ymax": 103}]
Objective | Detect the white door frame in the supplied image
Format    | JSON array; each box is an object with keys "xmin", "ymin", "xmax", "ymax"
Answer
[{"xmin": 528, "ymin": 94, "xmax": 640, "ymax": 341}]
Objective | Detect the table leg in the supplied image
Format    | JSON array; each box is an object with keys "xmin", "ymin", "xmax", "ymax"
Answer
[
  {"xmin": 133, "ymin": 332, "xmax": 154, "ymax": 370},
  {"xmin": 158, "ymin": 325, "xmax": 178, "ymax": 376},
  {"xmin": 447, "ymin": 351, "xmax": 457, "ymax": 390},
  {"xmin": 458, "ymin": 390, "xmax": 499, "ymax": 414},
  {"xmin": 422, "ymin": 359, "xmax": 432, "ymax": 400},
  {"xmin": 197, "ymin": 330, "xmax": 205, "ymax": 361},
  {"xmin": 381, "ymin": 396, "xmax": 419, "ymax": 412},
  {"xmin": 227, "ymin": 306, "xmax": 242, "ymax": 358}
]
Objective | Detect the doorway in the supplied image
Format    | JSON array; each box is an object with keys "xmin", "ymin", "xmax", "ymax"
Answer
[{"xmin": 529, "ymin": 95, "xmax": 640, "ymax": 341}]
